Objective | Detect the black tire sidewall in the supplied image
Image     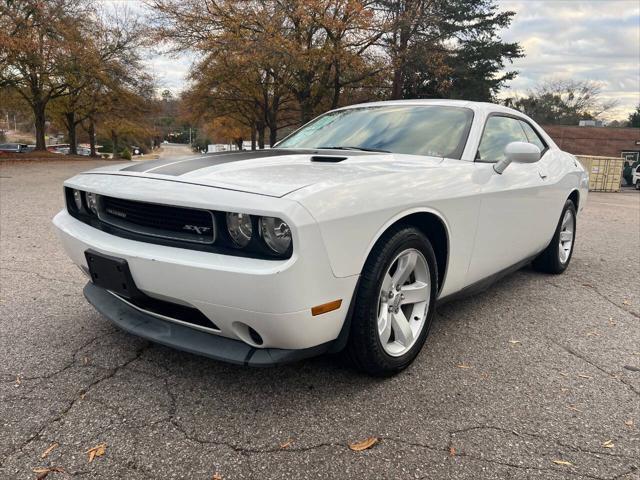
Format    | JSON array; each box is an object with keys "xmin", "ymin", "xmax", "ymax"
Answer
[
  {"xmin": 550, "ymin": 200, "xmax": 577, "ymax": 273},
  {"xmin": 350, "ymin": 227, "xmax": 438, "ymax": 375}
]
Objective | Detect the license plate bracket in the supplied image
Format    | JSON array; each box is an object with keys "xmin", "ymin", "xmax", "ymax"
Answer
[{"xmin": 84, "ymin": 249, "xmax": 142, "ymax": 299}]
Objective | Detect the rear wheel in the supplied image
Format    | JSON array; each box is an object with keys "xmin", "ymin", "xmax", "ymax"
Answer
[
  {"xmin": 346, "ymin": 226, "xmax": 438, "ymax": 376},
  {"xmin": 635, "ymin": 180, "xmax": 640, "ymax": 190},
  {"xmin": 532, "ymin": 199, "xmax": 576, "ymax": 274}
]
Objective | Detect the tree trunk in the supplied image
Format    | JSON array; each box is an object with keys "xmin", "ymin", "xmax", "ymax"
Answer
[
  {"xmin": 251, "ymin": 124, "xmax": 256, "ymax": 150},
  {"xmin": 391, "ymin": 30, "xmax": 410, "ymax": 100},
  {"xmin": 257, "ymin": 122, "xmax": 265, "ymax": 149},
  {"xmin": 33, "ymin": 101, "xmax": 47, "ymax": 151},
  {"xmin": 65, "ymin": 112, "xmax": 77, "ymax": 155},
  {"xmin": 111, "ymin": 129, "xmax": 119, "ymax": 159},
  {"xmin": 332, "ymin": 62, "xmax": 342, "ymax": 109},
  {"xmin": 269, "ymin": 127, "xmax": 277, "ymax": 147},
  {"xmin": 88, "ymin": 120, "xmax": 97, "ymax": 157},
  {"xmin": 234, "ymin": 138, "xmax": 243, "ymax": 150}
]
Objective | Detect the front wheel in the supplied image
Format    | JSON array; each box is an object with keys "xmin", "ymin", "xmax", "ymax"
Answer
[
  {"xmin": 532, "ymin": 199, "xmax": 577, "ymax": 274},
  {"xmin": 346, "ymin": 226, "xmax": 438, "ymax": 376}
]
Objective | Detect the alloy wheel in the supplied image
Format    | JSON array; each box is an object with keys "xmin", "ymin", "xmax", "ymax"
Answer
[
  {"xmin": 558, "ymin": 209, "xmax": 575, "ymax": 264},
  {"xmin": 376, "ymin": 248, "xmax": 430, "ymax": 357}
]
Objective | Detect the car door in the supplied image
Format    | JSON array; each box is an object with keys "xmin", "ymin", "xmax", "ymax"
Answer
[{"xmin": 466, "ymin": 114, "xmax": 555, "ymax": 285}]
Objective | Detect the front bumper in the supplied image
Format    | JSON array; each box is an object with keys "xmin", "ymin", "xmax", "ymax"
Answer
[
  {"xmin": 84, "ymin": 282, "xmax": 330, "ymax": 366},
  {"xmin": 53, "ymin": 209, "xmax": 358, "ymax": 352}
]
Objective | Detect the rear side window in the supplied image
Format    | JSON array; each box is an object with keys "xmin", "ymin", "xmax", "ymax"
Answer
[
  {"xmin": 477, "ymin": 116, "xmax": 528, "ymax": 163},
  {"xmin": 519, "ymin": 121, "xmax": 547, "ymax": 152}
]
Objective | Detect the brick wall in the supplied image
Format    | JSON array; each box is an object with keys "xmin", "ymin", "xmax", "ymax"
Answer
[{"xmin": 542, "ymin": 125, "xmax": 640, "ymax": 157}]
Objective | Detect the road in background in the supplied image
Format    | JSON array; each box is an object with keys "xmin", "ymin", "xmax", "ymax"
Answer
[{"xmin": 1, "ymin": 160, "xmax": 638, "ymax": 479}]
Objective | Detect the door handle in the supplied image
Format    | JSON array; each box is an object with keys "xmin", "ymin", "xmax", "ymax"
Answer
[{"xmin": 539, "ymin": 170, "xmax": 548, "ymax": 180}]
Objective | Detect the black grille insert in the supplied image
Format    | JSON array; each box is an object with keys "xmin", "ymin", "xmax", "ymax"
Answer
[
  {"xmin": 99, "ymin": 195, "xmax": 215, "ymax": 244},
  {"xmin": 115, "ymin": 292, "xmax": 220, "ymax": 331}
]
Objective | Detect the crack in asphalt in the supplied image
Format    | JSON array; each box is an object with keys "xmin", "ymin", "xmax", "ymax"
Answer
[
  {"xmin": 1, "ymin": 329, "xmax": 118, "ymax": 385},
  {"xmin": 0, "ymin": 343, "xmax": 151, "ymax": 469},
  {"xmin": 0, "ymin": 266, "xmax": 84, "ymax": 286},
  {"xmin": 580, "ymin": 283, "xmax": 639, "ymax": 319},
  {"xmin": 549, "ymin": 337, "xmax": 640, "ymax": 397}
]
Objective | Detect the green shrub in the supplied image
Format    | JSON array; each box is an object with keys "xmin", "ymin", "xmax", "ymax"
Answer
[{"xmin": 120, "ymin": 147, "xmax": 132, "ymax": 160}]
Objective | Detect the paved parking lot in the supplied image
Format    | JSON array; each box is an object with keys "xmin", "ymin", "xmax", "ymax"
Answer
[{"xmin": 1, "ymin": 159, "xmax": 639, "ymax": 480}]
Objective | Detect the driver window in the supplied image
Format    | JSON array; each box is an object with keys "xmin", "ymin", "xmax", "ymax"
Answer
[{"xmin": 477, "ymin": 116, "xmax": 528, "ymax": 163}]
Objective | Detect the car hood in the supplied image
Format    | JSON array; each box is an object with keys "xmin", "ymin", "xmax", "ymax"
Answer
[{"xmin": 85, "ymin": 149, "xmax": 445, "ymax": 198}]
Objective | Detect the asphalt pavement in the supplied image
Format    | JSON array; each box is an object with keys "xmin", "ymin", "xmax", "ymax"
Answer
[{"xmin": 1, "ymin": 158, "xmax": 639, "ymax": 480}]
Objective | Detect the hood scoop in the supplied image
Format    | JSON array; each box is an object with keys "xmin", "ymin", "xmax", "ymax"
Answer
[{"xmin": 310, "ymin": 155, "xmax": 347, "ymax": 163}]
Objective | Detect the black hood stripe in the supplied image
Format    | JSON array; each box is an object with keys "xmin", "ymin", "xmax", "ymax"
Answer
[
  {"xmin": 120, "ymin": 152, "xmax": 232, "ymax": 173},
  {"xmin": 148, "ymin": 149, "xmax": 308, "ymax": 176}
]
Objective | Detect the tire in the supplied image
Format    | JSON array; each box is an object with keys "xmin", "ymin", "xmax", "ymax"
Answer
[
  {"xmin": 532, "ymin": 199, "xmax": 577, "ymax": 274},
  {"xmin": 346, "ymin": 226, "xmax": 438, "ymax": 376},
  {"xmin": 635, "ymin": 180, "xmax": 640, "ymax": 190}
]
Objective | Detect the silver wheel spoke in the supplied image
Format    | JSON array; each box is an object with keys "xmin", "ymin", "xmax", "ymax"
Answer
[
  {"xmin": 391, "ymin": 310, "xmax": 413, "ymax": 347},
  {"xmin": 400, "ymin": 281, "xmax": 429, "ymax": 305},
  {"xmin": 378, "ymin": 307, "xmax": 392, "ymax": 345},
  {"xmin": 381, "ymin": 272, "xmax": 393, "ymax": 293},
  {"xmin": 392, "ymin": 251, "xmax": 417, "ymax": 286},
  {"xmin": 559, "ymin": 231, "xmax": 572, "ymax": 242}
]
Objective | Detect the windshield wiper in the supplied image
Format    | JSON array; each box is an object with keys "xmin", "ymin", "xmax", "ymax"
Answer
[{"xmin": 317, "ymin": 145, "xmax": 390, "ymax": 153}]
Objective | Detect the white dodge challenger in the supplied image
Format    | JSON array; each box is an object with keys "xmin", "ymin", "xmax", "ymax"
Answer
[{"xmin": 53, "ymin": 100, "xmax": 588, "ymax": 375}]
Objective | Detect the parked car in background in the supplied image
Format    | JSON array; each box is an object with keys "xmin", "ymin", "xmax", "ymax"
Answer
[
  {"xmin": 0, "ymin": 143, "xmax": 29, "ymax": 153},
  {"xmin": 633, "ymin": 164, "xmax": 640, "ymax": 190},
  {"xmin": 53, "ymin": 100, "xmax": 589, "ymax": 376}
]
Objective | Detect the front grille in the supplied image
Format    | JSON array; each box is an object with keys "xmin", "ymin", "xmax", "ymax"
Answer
[{"xmin": 98, "ymin": 195, "xmax": 216, "ymax": 244}]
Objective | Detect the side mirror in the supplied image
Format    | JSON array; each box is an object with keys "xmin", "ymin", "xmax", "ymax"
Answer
[{"xmin": 493, "ymin": 142, "xmax": 541, "ymax": 174}]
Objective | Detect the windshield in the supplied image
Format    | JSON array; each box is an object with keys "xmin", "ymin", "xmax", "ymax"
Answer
[{"xmin": 277, "ymin": 105, "xmax": 473, "ymax": 158}]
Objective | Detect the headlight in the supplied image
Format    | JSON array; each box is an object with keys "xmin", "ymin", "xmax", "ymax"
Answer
[
  {"xmin": 72, "ymin": 189, "xmax": 83, "ymax": 211},
  {"xmin": 226, "ymin": 212, "xmax": 253, "ymax": 247},
  {"xmin": 259, "ymin": 216, "xmax": 292, "ymax": 255},
  {"xmin": 85, "ymin": 192, "xmax": 98, "ymax": 215}
]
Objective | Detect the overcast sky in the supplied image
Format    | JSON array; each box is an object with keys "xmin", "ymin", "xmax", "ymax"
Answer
[{"xmin": 125, "ymin": 0, "xmax": 639, "ymax": 120}]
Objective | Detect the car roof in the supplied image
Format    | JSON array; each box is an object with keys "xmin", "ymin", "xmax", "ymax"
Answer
[{"xmin": 337, "ymin": 99, "xmax": 523, "ymax": 117}]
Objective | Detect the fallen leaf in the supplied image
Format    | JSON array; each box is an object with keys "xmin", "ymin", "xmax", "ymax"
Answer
[
  {"xmin": 559, "ymin": 372, "xmax": 569, "ymax": 377},
  {"xmin": 622, "ymin": 299, "xmax": 630, "ymax": 305},
  {"xmin": 567, "ymin": 405, "xmax": 582, "ymax": 413},
  {"xmin": 348, "ymin": 437, "xmax": 379, "ymax": 452},
  {"xmin": 586, "ymin": 331, "xmax": 600, "ymax": 337},
  {"xmin": 32, "ymin": 466, "xmax": 64, "ymax": 479},
  {"xmin": 212, "ymin": 473, "xmax": 223, "ymax": 480},
  {"xmin": 552, "ymin": 460, "xmax": 573, "ymax": 466},
  {"xmin": 608, "ymin": 317, "xmax": 616, "ymax": 326},
  {"xmin": 83, "ymin": 356, "xmax": 90, "ymax": 365},
  {"xmin": 624, "ymin": 419, "xmax": 634, "ymax": 427},
  {"xmin": 581, "ymin": 283, "xmax": 593, "ymax": 288},
  {"xmin": 509, "ymin": 340, "xmax": 521, "ymax": 345},
  {"xmin": 602, "ymin": 440, "xmax": 614, "ymax": 448},
  {"xmin": 449, "ymin": 446, "xmax": 456, "ymax": 456},
  {"xmin": 15, "ymin": 375, "xmax": 21, "ymax": 386},
  {"xmin": 85, "ymin": 443, "xmax": 107, "ymax": 463},
  {"xmin": 578, "ymin": 374, "xmax": 592, "ymax": 379},
  {"xmin": 41, "ymin": 442, "xmax": 59, "ymax": 459},
  {"xmin": 456, "ymin": 364, "xmax": 472, "ymax": 369},
  {"xmin": 280, "ymin": 439, "xmax": 293, "ymax": 449}
]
